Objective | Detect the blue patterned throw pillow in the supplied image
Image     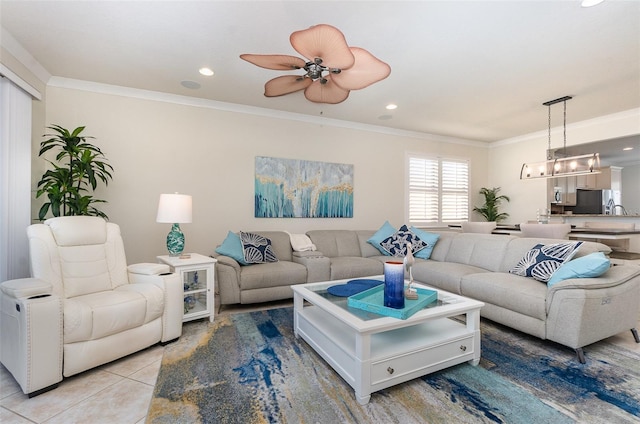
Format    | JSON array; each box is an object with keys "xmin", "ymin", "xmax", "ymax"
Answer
[
  {"xmin": 509, "ymin": 241, "xmax": 583, "ymax": 282},
  {"xmin": 380, "ymin": 225, "xmax": 428, "ymax": 257},
  {"xmin": 239, "ymin": 232, "xmax": 278, "ymax": 264}
]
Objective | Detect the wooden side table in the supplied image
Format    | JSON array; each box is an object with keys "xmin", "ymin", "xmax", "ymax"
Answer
[{"xmin": 157, "ymin": 253, "xmax": 216, "ymax": 322}]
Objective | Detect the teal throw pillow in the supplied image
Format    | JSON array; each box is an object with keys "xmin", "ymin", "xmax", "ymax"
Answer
[
  {"xmin": 410, "ymin": 226, "xmax": 440, "ymax": 259},
  {"xmin": 367, "ymin": 221, "xmax": 396, "ymax": 256},
  {"xmin": 215, "ymin": 231, "xmax": 248, "ymax": 265},
  {"xmin": 547, "ymin": 252, "xmax": 610, "ymax": 287}
]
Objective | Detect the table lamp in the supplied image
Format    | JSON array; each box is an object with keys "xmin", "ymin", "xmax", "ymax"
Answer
[{"xmin": 156, "ymin": 193, "xmax": 192, "ymax": 256}]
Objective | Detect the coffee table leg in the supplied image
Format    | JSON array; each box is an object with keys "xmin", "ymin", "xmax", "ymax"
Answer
[
  {"xmin": 356, "ymin": 393, "xmax": 371, "ymax": 405},
  {"xmin": 466, "ymin": 308, "xmax": 481, "ymax": 366},
  {"xmin": 293, "ymin": 292, "xmax": 303, "ymax": 338}
]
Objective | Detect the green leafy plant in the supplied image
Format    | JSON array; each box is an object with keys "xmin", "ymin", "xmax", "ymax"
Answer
[
  {"xmin": 473, "ymin": 187, "xmax": 510, "ymax": 223},
  {"xmin": 36, "ymin": 125, "xmax": 114, "ymax": 220}
]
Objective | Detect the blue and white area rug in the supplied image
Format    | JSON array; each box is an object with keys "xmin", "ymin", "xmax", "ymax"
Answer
[{"xmin": 147, "ymin": 307, "xmax": 639, "ymax": 424}]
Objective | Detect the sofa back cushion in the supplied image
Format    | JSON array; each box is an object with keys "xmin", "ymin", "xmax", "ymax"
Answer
[
  {"xmin": 307, "ymin": 230, "xmax": 362, "ymax": 258},
  {"xmin": 252, "ymin": 231, "xmax": 293, "ymax": 262},
  {"xmin": 427, "ymin": 231, "xmax": 456, "ymax": 262},
  {"xmin": 356, "ymin": 230, "xmax": 382, "ymax": 258},
  {"xmin": 444, "ymin": 233, "xmax": 515, "ymax": 271}
]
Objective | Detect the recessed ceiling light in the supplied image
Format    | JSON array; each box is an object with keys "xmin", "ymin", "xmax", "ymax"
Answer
[
  {"xmin": 623, "ymin": 147, "xmax": 633, "ymax": 151},
  {"xmin": 386, "ymin": 104, "xmax": 398, "ymax": 110},
  {"xmin": 181, "ymin": 80, "xmax": 201, "ymax": 89},
  {"xmin": 581, "ymin": 0, "xmax": 604, "ymax": 7},
  {"xmin": 199, "ymin": 67, "xmax": 214, "ymax": 76}
]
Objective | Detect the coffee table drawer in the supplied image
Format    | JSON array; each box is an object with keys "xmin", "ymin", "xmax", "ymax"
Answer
[{"xmin": 370, "ymin": 335, "xmax": 474, "ymax": 385}]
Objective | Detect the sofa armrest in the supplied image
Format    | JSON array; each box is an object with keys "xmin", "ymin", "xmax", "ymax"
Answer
[
  {"xmin": 292, "ymin": 252, "xmax": 331, "ymax": 283},
  {"xmin": 214, "ymin": 255, "xmax": 242, "ymax": 305},
  {"xmin": 545, "ymin": 265, "xmax": 640, "ymax": 349},
  {"xmin": 548, "ymin": 265, "xmax": 640, "ymax": 292}
]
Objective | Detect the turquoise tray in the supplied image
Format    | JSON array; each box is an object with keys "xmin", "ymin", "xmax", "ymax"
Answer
[{"xmin": 347, "ymin": 285, "xmax": 438, "ymax": 320}]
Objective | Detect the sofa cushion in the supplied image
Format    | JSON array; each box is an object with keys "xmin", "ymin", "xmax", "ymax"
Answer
[
  {"xmin": 380, "ymin": 225, "xmax": 428, "ymax": 257},
  {"xmin": 357, "ymin": 230, "xmax": 383, "ymax": 258},
  {"xmin": 307, "ymin": 230, "xmax": 362, "ymax": 258},
  {"xmin": 411, "ymin": 261, "xmax": 488, "ymax": 294},
  {"xmin": 329, "ymin": 257, "xmax": 383, "ymax": 280},
  {"xmin": 215, "ymin": 231, "xmax": 248, "ymax": 265},
  {"xmin": 239, "ymin": 261, "xmax": 307, "ymax": 290},
  {"xmin": 461, "ymin": 272, "xmax": 547, "ymax": 320},
  {"xmin": 240, "ymin": 231, "xmax": 278, "ymax": 264},
  {"xmin": 445, "ymin": 234, "xmax": 515, "ymax": 272},
  {"xmin": 547, "ymin": 252, "xmax": 610, "ymax": 287},
  {"xmin": 59, "ymin": 245, "xmax": 113, "ymax": 298},
  {"xmin": 509, "ymin": 241, "xmax": 583, "ymax": 282},
  {"xmin": 63, "ymin": 284, "xmax": 164, "ymax": 343},
  {"xmin": 410, "ymin": 227, "xmax": 440, "ymax": 259},
  {"xmin": 366, "ymin": 221, "xmax": 396, "ymax": 256}
]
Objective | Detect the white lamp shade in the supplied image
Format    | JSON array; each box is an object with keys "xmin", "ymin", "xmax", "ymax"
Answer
[{"xmin": 156, "ymin": 193, "xmax": 193, "ymax": 223}]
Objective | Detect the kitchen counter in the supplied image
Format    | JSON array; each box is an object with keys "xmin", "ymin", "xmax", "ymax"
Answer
[{"xmin": 555, "ymin": 214, "xmax": 640, "ymax": 218}]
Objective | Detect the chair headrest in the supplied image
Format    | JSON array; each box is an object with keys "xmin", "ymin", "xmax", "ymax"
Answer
[{"xmin": 45, "ymin": 216, "xmax": 108, "ymax": 246}]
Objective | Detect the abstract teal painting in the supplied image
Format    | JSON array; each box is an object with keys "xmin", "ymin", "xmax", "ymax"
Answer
[{"xmin": 255, "ymin": 156, "xmax": 354, "ymax": 218}]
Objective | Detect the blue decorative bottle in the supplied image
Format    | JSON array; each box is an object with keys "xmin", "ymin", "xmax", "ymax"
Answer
[{"xmin": 383, "ymin": 261, "xmax": 405, "ymax": 309}]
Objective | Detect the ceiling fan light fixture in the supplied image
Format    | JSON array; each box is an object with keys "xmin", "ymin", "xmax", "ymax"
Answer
[{"xmin": 241, "ymin": 24, "xmax": 390, "ymax": 104}]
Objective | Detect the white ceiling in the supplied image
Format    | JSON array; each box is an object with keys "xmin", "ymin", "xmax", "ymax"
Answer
[{"xmin": 1, "ymin": 0, "xmax": 639, "ymax": 147}]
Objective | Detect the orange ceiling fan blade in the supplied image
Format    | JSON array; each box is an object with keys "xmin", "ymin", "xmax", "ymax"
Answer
[
  {"xmin": 290, "ymin": 24, "xmax": 355, "ymax": 70},
  {"xmin": 303, "ymin": 77, "xmax": 350, "ymax": 104},
  {"xmin": 331, "ymin": 47, "xmax": 391, "ymax": 90},
  {"xmin": 240, "ymin": 54, "xmax": 306, "ymax": 71},
  {"xmin": 264, "ymin": 75, "xmax": 312, "ymax": 97}
]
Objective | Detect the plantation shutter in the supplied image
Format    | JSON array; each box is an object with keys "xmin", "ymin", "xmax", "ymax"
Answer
[
  {"xmin": 441, "ymin": 159, "xmax": 469, "ymax": 223},
  {"xmin": 407, "ymin": 155, "xmax": 469, "ymax": 225}
]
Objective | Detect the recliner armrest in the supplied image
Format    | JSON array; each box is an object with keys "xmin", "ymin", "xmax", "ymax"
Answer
[
  {"xmin": 127, "ymin": 263, "xmax": 170, "ymax": 275},
  {"xmin": 0, "ymin": 278, "xmax": 52, "ymax": 299}
]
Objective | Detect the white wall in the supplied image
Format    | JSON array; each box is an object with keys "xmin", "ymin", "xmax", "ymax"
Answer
[
  {"xmin": 622, "ymin": 164, "xmax": 640, "ymax": 215},
  {"xmin": 41, "ymin": 83, "xmax": 489, "ymax": 264},
  {"xmin": 489, "ymin": 109, "xmax": 640, "ymax": 225}
]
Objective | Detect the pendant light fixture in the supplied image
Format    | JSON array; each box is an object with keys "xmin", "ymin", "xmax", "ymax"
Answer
[{"xmin": 520, "ymin": 96, "xmax": 600, "ymax": 180}]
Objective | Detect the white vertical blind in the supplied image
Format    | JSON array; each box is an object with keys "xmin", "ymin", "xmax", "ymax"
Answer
[
  {"xmin": 0, "ymin": 77, "xmax": 33, "ymax": 280},
  {"xmin": 407, "ymin": 154, "xmax": 469, "ymax": 225}
]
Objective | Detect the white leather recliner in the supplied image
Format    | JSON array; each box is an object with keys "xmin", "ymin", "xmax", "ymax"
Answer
[{"xmin": 0, "ymin": 216, "xmax": 183, "ymax": 396}]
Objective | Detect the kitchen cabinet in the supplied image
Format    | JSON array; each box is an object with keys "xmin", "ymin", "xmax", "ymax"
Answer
[{"xmin": 575, "ymin": 166, "xmax": 622, "ymax": 190}]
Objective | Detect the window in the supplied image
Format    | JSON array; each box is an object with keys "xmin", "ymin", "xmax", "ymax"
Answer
[{"xmin": 406, "ymin": 153, "xmax": 469, "ymax": 225}]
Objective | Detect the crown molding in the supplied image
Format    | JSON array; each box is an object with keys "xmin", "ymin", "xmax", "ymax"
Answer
[
  {"xmin": 0, "ymin": 26, "xmax": 51, "ymax": 86},
  {"xmin": 47, "ymin": 76, "xmax": 488, "ymax": 149},
  {"xmin": 490, "ymin": 108, "xmax": 640, "ymax": 149}
]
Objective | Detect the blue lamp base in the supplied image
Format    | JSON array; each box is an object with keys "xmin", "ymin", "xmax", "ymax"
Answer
[{"xmin": 166, "ymin": 223, "xmax": 185, "ymax": 256}]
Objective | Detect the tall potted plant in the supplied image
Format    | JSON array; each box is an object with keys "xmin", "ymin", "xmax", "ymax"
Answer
[
  {"xmin": 36, "ymin": 125, "xmax": 114, "ymax": 220},
  {"xmin": 473, "ymin": 187, "xmax": 510, "ymax": 223}
]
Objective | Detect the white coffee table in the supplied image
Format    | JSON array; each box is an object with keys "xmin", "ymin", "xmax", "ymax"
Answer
[{"xmin": 291, "ymin": 277, "xmax": 484, "ymax": 404}]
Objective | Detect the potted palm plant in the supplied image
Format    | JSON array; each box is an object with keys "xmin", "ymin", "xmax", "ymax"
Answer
[
  {"xmin": 473, "ymin": 187, "xmax": 510, "ymax": 223},
  {"xmin": 36, "ymin": 125, "xmax": 114, "ymax": 220}
]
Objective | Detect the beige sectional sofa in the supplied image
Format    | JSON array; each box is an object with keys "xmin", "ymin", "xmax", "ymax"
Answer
[{"xmin": 213, "ymin": 229, "xmax": 640, "ymax": 361}]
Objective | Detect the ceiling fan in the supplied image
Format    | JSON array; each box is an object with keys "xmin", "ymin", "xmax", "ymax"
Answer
[{"xmin": 240, "ymin": 24, "xmax": 391, "ymax": 104}]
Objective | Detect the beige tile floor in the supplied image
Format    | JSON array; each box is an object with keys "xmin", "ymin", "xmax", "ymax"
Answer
[{"xmin": 1, "ymin": 305, "xmax": 638, "ymax": 424}]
